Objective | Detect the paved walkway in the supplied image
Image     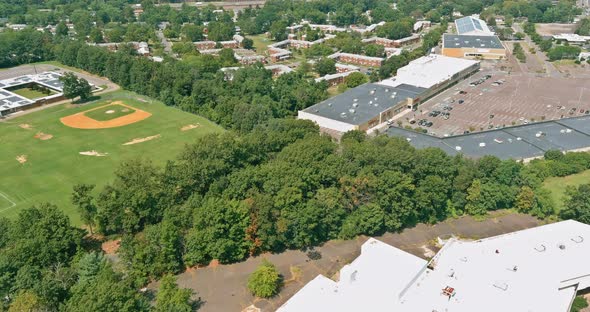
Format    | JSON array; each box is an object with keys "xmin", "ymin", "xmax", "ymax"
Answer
[{"xmin": 152, "ymin": 211, "xmax": 540, "ymax": 312}]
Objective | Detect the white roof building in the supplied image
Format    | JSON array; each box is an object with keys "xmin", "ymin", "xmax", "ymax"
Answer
[
  {"xmin": 278, "ymin": 220, "xmax": 590, "ymax": 312},
  {"xmin": 379, "ymin": 54, "xmax": 479, "ymax": 89},
  {"xmin": 454, "ymin": 16, "xmax": 494, "ymax": 36},
  {"xmin": 278, "ymin": 238, "xmax": 427, "ymax": 312},
  {"xmin": 553, "ymin": 33, "xmax": 590, "ymax": 43}
]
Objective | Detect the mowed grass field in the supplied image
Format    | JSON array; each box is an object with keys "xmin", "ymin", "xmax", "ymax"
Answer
[
  {"xmin": 543, "ymin": 169, "xmax": 590, "ymax": 212},
  {"xmin": 0, "ymin": 91, "xmax": 223, "ymax": 225}
]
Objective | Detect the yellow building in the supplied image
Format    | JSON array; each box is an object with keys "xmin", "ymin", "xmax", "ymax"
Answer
[{"xmin": 442, "ymin": 34, "xmax": 506, "ymax": 60}]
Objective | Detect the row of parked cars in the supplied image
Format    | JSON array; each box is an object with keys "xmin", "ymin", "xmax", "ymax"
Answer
[{"xmin": 469, "ymin": 74, "xmax": 492, "ymax": 87}]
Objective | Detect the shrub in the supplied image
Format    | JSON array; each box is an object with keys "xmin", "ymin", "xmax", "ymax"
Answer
[{"xmin": 247, "ymin": 260, "xmax": 282, "ymax": 298}]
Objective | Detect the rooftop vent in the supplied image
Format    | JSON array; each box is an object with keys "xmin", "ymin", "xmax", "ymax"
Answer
[
  {"xmin": 571, "ymin": 236, "xmax": 584, "ymax": 243},
  {"xmin": 534, "ymin": 244, "xmax": 546, "ymax": 252},
  {"xmin": 493, "ymin": 282, "xmax": 508, "ymax": 291},
  {"xmin": 558, "ymin": 244, "xmax": 566, "ymax": 250}
]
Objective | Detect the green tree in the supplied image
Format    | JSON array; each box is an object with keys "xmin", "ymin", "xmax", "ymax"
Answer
[
  {"xmin": 344, "ymin": 72, "xmax": 368, "ymax": 88},
  {"xmin": 376, "ymin": 19, "xmax": 413, "ymax": 40},
  {"xmin": 515, "ymin": 186, "xmax": 535, "ymax": 213},
  {"xmin": 364, "ymin": 44, "xmax": 385, "ymax": 57},
  {"xmin": 247, "ymin": 260, "xmax": 282, "ymax": 298},
  {"xmin": 71, "ymin": 184, "xmax": 97, "ymax": 234},
  {"xmin": 242, "ymin": 37, "xmax": 254, "ymax": 49},
  {"xmin": 55, "ymin": 22, "xmax": 69, "ymax": 38},
  {"xmin": 269, "ymin": 20, "xmax": 288, "ymax": 41},
  {"xmin": 155, "ymin": 275, "xmax": 195, "ymax": 312},
  {"xmin": 59, "ymin": 72, "xmax": 92, "ymax": 102},
  {"xmin": 208, "ymin": 21, "xmax": 234, "ymax": 41},
  {"xmin": 465, "ymin": 179, "xmax": 486, "ymax": 216},
  {"xmin": 314, "ymin": 58, "xmax": 336, "ymax": 76},
  {"xmin": 183, "ymin": 198, "xmax": 251, "ymax": 266},
  {"xmin": 181, "ymin": 24, "xmax": 203, "ymax": 42},
  {"xmin": 64, "ymin": 265, "xmax": 149, "ymax": 312},
  {"xmin": 8, "ymin": 290, "xmax": 44, "ymax": 312},
  {"xmin": 560, "ymin": 184, "xmax": 590, "ymax": 224}
]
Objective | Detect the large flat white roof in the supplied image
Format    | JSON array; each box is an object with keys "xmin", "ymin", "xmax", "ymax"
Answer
[
  {"xmin": 278, "ymin": 220, "xmax": 590, "ymax": 312},
  {"xmin": 0, "ymin": 72, "xmax": 65, "ymax": 114},
  {"xmin": 379, "ymin": 54, "xmax": 479, "ymax": 89},
  {"xmin": 277, "ymin": 238, "xmax": 427, "ymax": 312}
]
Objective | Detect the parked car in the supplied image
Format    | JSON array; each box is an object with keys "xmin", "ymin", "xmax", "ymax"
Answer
[
  {"xmin": 458, "ymin": 100, "xmax": 464, "ymax": 104},
  {"xmin": 459, "ymin": 90, "xmax": 467, "ymax": 95},
  {"xmin": 425, "ymin": 121, "xmax": 433, "ymax": 127}
]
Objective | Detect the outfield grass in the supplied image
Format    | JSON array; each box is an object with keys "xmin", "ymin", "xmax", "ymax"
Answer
[
  {"xmin": 543, "ymin": 169, "xmax": 590, "ymax": 212},
  {"xmin": 10, "ymin": 87, "xmax": 56, "ymax": 100},
  {"xmin": 84, "ymin": 104, "xmax": 136, "ymax": 121},
  {"xmin": 0, "ymin": 90, "xmax": 223, "ymax": 225}
]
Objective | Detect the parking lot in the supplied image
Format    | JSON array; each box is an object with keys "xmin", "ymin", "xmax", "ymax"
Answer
[{"xmin": 400, "ymin": 60, "xmax": 590, "ymax": 136}]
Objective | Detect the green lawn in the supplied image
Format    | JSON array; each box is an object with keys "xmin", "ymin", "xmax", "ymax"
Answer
[
  {"xmin": 84, "ymin": 104, "xmax": 136, "ymax": 121},
  {"xmin": 10, "ymin": 87, "xmax": 56, "ymax": 100},
  {"xmin": 543, "ymin": 169, "xmax": 590, "ymax": 211},
  {"xmin": 249, "ymin": 34, "xmax": 272, "ymax": 54},
  {"xmin": 0, "ymin": 90, "xmax": 223, "ymax": 225}
]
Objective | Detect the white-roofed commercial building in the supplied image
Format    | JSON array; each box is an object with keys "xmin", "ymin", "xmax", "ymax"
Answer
[
  {"xmin": 379, "ymin": 54, "xmax": 479, "ymax": 100},
  {"xmin": 278, "ymin": 238, "xmax": 428, "ymax": 312},
  {"xmin": 278, "ymin": 220, "xmax": 590, "ymax": 312}
]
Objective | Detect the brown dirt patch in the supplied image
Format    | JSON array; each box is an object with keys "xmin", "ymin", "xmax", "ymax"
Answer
[
  {"xmin": 181, "ymin": 123, "xmax": 201, "ymax": 131},
  {"xmin": 208, "ymin": 259, "xmax": 220, "ymax": 268},
  {"xmin": 60, "ymin": 101, "xmax": 151, "ymax": 129},
  {"xmin": 101, "ymin": 239, "xmax": 121, "ymax": 254},
  {"xmin": 34, "ymin": 132, "xmax": 53, "ymax": 140},
  {"xmin": 16, "ymin": 155, "xmax": 27, "ymax": 164},
  {"xmin": 122, "ymin": 134, "xmax": 161, "ymax": 145},
  {"xmin": 19, "ymin": 124, "xmax": 33, "ymax": 130},
  {"xmin": 79, "ymin": 150, "xmax": 108, "ymax": 157}
]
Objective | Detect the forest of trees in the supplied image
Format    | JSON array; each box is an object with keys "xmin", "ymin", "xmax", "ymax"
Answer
[{"xmin": 62, "ymin": 121, "xmax": 590, "ymax": 287}]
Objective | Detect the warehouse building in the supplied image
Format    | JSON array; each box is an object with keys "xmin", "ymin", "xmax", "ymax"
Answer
[
  {"xmin": 299, "ymin": 55, "xmax": 479, "ymax": 135},
  {"xmin": 298, "ymin": 83, "xmax": 426, "ymax": 132},
  {"xmin": 278, "ymin": 220, "xmax": 590, "ymax": 312},
  {"xmin": 442, "ymin": 34, "xmax": 506, "ymax": 59}
]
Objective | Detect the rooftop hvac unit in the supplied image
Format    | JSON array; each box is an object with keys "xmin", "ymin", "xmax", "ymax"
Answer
[
  {"xmin": 349, "ymin": 109, "xmax": 355, "ymax": 113},
  {"xmin": 353, "ymin": 103, "xmax": 359, "ymax": 107}
]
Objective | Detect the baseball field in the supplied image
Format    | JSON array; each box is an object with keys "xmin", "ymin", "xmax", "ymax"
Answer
[{"xmin": 0, "ymin": 90, "xmax": 223, "ymax": 225}]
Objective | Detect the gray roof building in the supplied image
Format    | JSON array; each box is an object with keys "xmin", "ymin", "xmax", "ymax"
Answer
[
  {"xmin": 301, "ymin": 83, "xmax": 426, "ymax": 127},
  {"xmin": 443, "ymin": 34, "xmax": 504, "ymax": 49},
  {"xmin": 386, "ymin": 115, "xmax": 590, "ymax": 160}
]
